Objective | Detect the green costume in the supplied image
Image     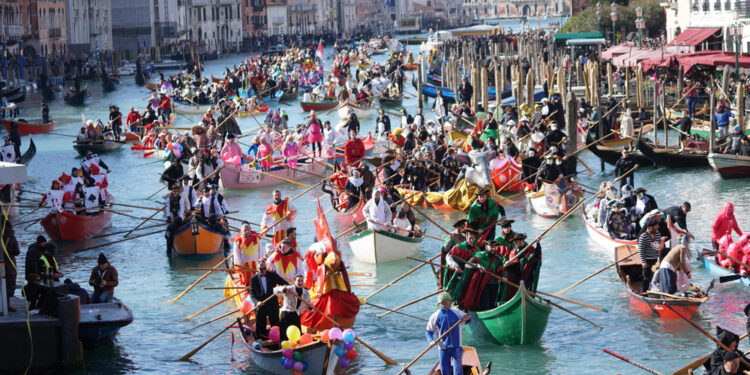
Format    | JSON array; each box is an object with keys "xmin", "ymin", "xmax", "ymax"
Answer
[
  {"xmin": 467, "ymin": 198, "xmax": 502, "ymax": 232},
  {"xmin": 513, "ymin": 241, "xmax": 542, "ymax": 293},
  {"xmin": 470, "ymin": 250, "xmax": 507, "ymax": 310},
  {"xmin": 493, "ymin": 231, "xmax": 515, "ymax": 247},
  {"xmin": 439, "ymin": 233, "xmax": 465, "ymax": 288},
  {"xmin": 444, "ymin": 241, "xmax": 477, "ymax": 302}
]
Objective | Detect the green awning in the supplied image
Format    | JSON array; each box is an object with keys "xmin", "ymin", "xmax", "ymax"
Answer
[
  {"xmin": 553, "ymin": 32, "xmax": 604, "ymax": 42},
  {"xmin": 566, "ymin": 38, "xmax": 606, "ymax": 45}
]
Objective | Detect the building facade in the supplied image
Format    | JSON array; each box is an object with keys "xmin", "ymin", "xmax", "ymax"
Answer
[
  {"xmin": 266, "ymin": 0, "xmax": 287, "ymax": 36},
  {"xmin": 65, "ymin": 0, "xmax": 112, "ymax": 55},
  {"xmin": 28, "ymin": 0, "xmax": 68, "ymax": 56},
  {"xmin": 185, "ymin": 0, "xmax": 243, "ymax": 52},
  {"xmin": 288, "ymin": 0, "xmax": 317, "ymax": 34},
  {"xmin": 663, "ymin": 0, "xmax": 747, "ymax": 51},
  {"xmin": 1, "ymin": 0, "xmax": 25, "ymax": 47},
  {"xmin": 241, "ymin": 0, "xmax": 266, "ymax": 37}
]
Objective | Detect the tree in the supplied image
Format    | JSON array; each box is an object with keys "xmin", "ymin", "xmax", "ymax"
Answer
[{"xmin": 560, "ymin": 0, "xmax": 664, "ymax": 38}]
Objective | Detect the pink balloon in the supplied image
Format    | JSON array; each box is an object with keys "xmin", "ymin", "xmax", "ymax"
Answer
[
  {"xmin": 329, "ymin": 327, "xmax": 343, "ymax": 341},
  {"xmin": 269, "ymin": 330, "xmax": 280, "ymax": 343}
]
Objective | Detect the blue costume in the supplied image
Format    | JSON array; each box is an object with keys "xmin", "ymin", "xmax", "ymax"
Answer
[{"xmin": 426, "ymin": 306, "xmax": 470, "ymax": 375}]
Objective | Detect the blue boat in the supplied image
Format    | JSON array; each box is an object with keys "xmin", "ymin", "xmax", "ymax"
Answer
[
  {"xmin": 421, "ymin": 83, "xmax": 512, "ymax": 104},
  {"xmin": 79, "ymin": 298, "xmax": 134, "ymax": 344},
  {"xmin": 699, "ymin": 251, "xmax": 750, "ymax": 286},
  {"xmin": 501, "ymin": 89, "xmax": 546, "ymax": 106}
]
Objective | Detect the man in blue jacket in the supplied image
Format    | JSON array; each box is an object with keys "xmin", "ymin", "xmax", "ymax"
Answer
[{"xmin": 426, "ymin": 292, "xmax": 471, "ymax": 375}]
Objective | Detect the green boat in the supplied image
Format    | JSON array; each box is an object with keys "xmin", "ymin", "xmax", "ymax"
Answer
[{"xmin": 465, "ymin": 281, "xmax": 551, "ymax": 345}]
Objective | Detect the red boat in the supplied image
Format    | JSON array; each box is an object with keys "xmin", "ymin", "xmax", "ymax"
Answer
[
  {"xmin": 211, "ymin": 74, "xmax": 224, "ymax": 84},
  {"xmin": 2, "ymin": 119, "xmax": 55, "ymax": 135},
  {"xmin": 300, "ymin": 98, "xmax": 337, "ymax": 112},
  {"xmin": 40, "ymin": 195, "xmax": 114, "ymax": 241},
  {"xmin": 614, "ymin": 245, "xmax": 707, "ymax": 319},
  {"xmin": 403, "ymin": 63, "xmax": 418, "ymax": 70}
]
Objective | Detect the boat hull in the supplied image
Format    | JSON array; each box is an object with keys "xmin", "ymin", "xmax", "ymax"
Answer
[
  {"xmin": 171, "ymin": 220, "xmax": 224, "ymax": 257},
  {"xmin": 347, "ymin": 229, "xmax": 423, "ymax": 263},
  {"xmin": 708, "ymin": 153, "xmax": 750, "ymax": 179},
  {"xmin": 240, "ymin": 334, "xmax": 338, "ymax": 375},
  {"xmin": 467, "ymin": 283, "xmax": 551, "ymax": 345},
  {"xmin": 526, "ymin": 179, "xmax": 582, "ymax": 218},
  {"xmin": 637, "ymin": 138, "xmax": 708, "ymax": 168},
  {"xmin": 173, "ymin": 100, "xmax": 213, "ymax": 115},
  {"xmin": 79, "ymin": 298, "xmax": 134, "ymax": 344},
  {"xmin": 40, "ymin": 196, "xmax": 114, "ymax": 241},
  {"xmin": 219, "ymin": 156, "xmax": 328, "ymax": 190},
  {"xmin": 581, "ymin": 206, "xmax": 637, "ymax": 253},
  {"xmin": 700, "ymin": 252, "xmax": 750, "ymax": 286},
  {"xmin": 2, "ymin": 119, "xmax": 55, "ymax": 134},
  {"xmin": 300, "ymin": 100, "xmax": 338, "ymax": 112},
  {"xmin": 73, "ymin": 141, "xmax": 122, "ymax": 156}
]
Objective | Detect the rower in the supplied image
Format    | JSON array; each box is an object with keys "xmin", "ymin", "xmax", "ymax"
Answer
[
  {"xmin": 249, "ymin": 259, "xmax": 288, "ymax": 342},
  {"xmin": 344, "ymin": 168, "xmax": 366, "ymax": 210},
  {"xmin": 426, "ymin": 293, "xmax": 471, "ymax": 375},
  {"xmin": 274, "ymin": 274, "xmax": 312, "ymax": 342},
  {"xmin": 126, "ymin": 107, "xmax": 141, "ymax": 132},
  {"xmin": 494, "ymin": 219, "xmax": 516, "ymax": 246},
  {"xmin": 614, "ymin": 149, "xmax": 638, "ymax": 189},
  {"xmin": 165, "ymin": 185, "xmax": 187, "ymax": 252},
  {"xmin": 664, "ymin": 202, "xmax": 695, "ymax": 240},
  {"xmin": 196, "ymin": 148, "xmax": 223, "ymax": 189},
  {"xmin": 1, "ymin": 136, "xmax": 17, "ymax": 163},
  {"xmin": 109, "ymin": 105, "xmax": 123, "ymax": 139},
  {"xmin": 209, "ymin": 184, "xmax": 229, "ymax": 217},
  {"xmin": 703, "ymin": 327, "xmax": 750, "ymax": 374},
  {"xmin": 463, "ymin": 240, "xmax": 507, "ymax": 311},
  {"xmin": 652, "ymin": 244, "xmax": 690, "ymax": 295},
  {"xmin": 363, "ymin": 188, "xmax": 392, "ymax": 231},
  {"xmin": 231, "ymin": 221, "xmax": 263, "ymax": 285},
  {"xmin": 260, "ymin": 190, "xmax": 297, "ymax": 247},
  {"xmin": 195, "ymin": 186, "xmax": 227, "ymax": 234},
  {"xmin": 88, "ymin": 253, "xmax": 118, "ymax": 303},
  {"xmin": 467, "ymin": 187, "xmax": 505, "ymax": 240},
  {"xmin": 376, "ymin": 109, "xmax": 391, "ymax": 137},
  {"xmin": 39, "ymin": 180, "xmax": 66, "ymax": 214},
  {"xmin": 343, "ymin": 129, "xmax": 365, "ymax": 167},
  {"xmin": 180, "ymin": 176, "xmax": 197, "ymax": 210},
  {"xmin": 80, "ymin": 177, "xmax": 104, "ymax": 215},
  {"xmin": 445, "ymin": 227, "xmax": 480, "ymax": 304},
  {"xmin": 41, "ymin": 102, "xmax": 50, "ymax": 124},
  {"xmin": 81, "ymin": 150, "xmax": 111, "ymax": 175},
  {"xmin": 439, "ymin": 219, "xmax": 467, "ymax": 288},
  {"xmin": 440, "ymin": 149, "xmax": 459, "ymax": 191},
  {"xmin": 268, "ymin": 238, "xmax": 304, "ymax": 280}
]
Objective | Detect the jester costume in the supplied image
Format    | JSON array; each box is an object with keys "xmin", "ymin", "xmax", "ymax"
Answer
[
  {"xmin": 231, "ymin": 230, "xmax": 261, "ymax": 285},
  {"xmin": 260, "ymin": 197, "xmax": 297, "ymax": 247},
  {"xmin": 267, "ymin": 245, "xmax": 304, "ymax": 279}
]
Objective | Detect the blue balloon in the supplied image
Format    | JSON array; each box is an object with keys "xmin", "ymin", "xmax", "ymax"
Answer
[
  {"xmin": 344, "ymin": 333, "xmax": 355, "ymax": 342},
  {"xmin": 335, "ymin": 347, "xmax": 346, "ymax": 357},
  {"xmin": 302, "ymin": 362, "xmax": 309, "ymax": 371},
  {"xmin": 283, "ymin": 358, "xmax": 294, "ymax": 370},
  {"xmin": 344, "ymin": 340, "xmax": 354, "ymax": 350},
  {"xmin": 280, "ymin": 357, "xmax": 286, "ymax": 365}
]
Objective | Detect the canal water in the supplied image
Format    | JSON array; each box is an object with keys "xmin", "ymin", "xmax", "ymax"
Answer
[{"xmin": 7, "ymin": 42, "xmax": 750, "ymax": 375}]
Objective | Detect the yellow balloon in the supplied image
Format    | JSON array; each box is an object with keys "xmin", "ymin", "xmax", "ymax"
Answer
[
  {"xmin": 280, "ymin": 340, "xmax": 292, "ymax": 350},
  {"xmin": 286, "ymin": 326, "xmax": 301, "ymax": 343}
]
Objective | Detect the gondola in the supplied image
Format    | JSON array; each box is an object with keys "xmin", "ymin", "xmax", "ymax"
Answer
[
  {"xmin": 19, "ymin": 138, "xmax": 36, "ymax": 166},
  {"xmin": 378, "ymin": 94, "xmax": 403, "ymax": 107},
  {"xmin": 73, "ymin": 139, "xmax": 123, "ymax": 156},
  {"xmin": 614, "ymin": 244, "xmax": 707, "ymax": 319},
  {"xmin": 585, "ymin": 126, "xmax": 653, "ymax": 167},
  {"xmin": 2, "ymin": 119, "xmax": 55, "ymax": 135},
  {"xmin": 64, "ymin": 89, "xmax": 87, "ymax": 106},
  {"xmin": 3, "ymin": 87, "xmax": 25, "ymax": 103},
  {"xmin": 102, "ymin": 76, "xmax": 116, "ymax": 93},
  {"xmin": 169, "ymin": 216, "xmax": 225, "ymax": 257},
  {"xmin": 526, "ymin": 177, "xmax": 583, "ymax": 218},
  {"xmin": 636, "ymin": 137, "xmax": 708, "ymax": 168},
  {"xmin": 40, "ymin": 194, "xmax": 114, "ymax": 241},
  {"xmin": 145, "ymin": 81, "xmax": 160, "ymax": 91},
  {"xmin": 466, "ymin": 281, "xmax": 551, "ymax": 345}
]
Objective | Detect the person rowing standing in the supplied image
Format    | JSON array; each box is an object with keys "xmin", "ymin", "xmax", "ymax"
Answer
[{"xmin": 426, "ymin": 293, "xmax": 471, "ymax": 375}]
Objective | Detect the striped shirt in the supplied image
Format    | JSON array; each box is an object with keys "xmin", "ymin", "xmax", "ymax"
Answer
[{"xmin": 638, "ymin": 231, "xmax": 661, "ymax": 261}]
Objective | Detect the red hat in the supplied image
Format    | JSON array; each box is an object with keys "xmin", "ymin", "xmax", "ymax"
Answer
[
  {"xmin": 89, "ymin": 164, "xmax": 100, "ymax": 175},
  {"xmin": 58, "ymin": 172, "xmax": 71, "ymax": 184}
]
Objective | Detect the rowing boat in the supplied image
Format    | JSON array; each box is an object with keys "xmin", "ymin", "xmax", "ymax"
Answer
[
  {"xmin": 708, "ymin": 153, "xmax": 750, "ymax": 180},
  {"xmin": 73, "ymin": 140, "xmax": 123, "ymax": 156},
  {"xmin": 614, "ymin": 245, "xmax": 707, "ymax": 319},
  {"xmin": 636, "ymin": 137, "xmax": 708, "ymax": 168},
  {"xmin": 466, "ymin": 281, "xmax": 551, "ymax": 345},
  {"xmin": 427, "ymin": 347, "xmax": 491, "ymax": 375},
  {"xmin": 2, "ymin": 119, "xmax": 55, "ymax": 135},
  {"xmin": 584, "ymin": 125, "xmax": 653, "ymax": 167},
  {"xmin": 581, "ymin": 205, "xmax": 637, "ymax": 253},
  {"xmin": 145, "ymin": 81, "xmax": 160, "ymax": 91},
  {"xmin": 526, "ymin": 177, "xmax": 582, "ymax": 218},
  {"xmin": 699, "ymin": 249, "xmax": 750, "ymax": 286},
  {"xmin": 170, "ymin": 217, "xmax": 225, "ymax": 257},
  {"xmin": 40, "ymin": 194, "xmax": 114, "ymax": 241},
  {"xmin": 300, "ymin": 99, "xmax": 338, "ymax": 112},
  {"xmin": 347, "ymin": 228, "xmax": 423, "ymax": 263},
  {"xmin": 172, "ymin": 100, "xmax": 213, "ymax": 115},
  {"xmin": 220, "ymin": 155, "xmax": 328, "ymax": 190},
  {"xmin": 79, "ymin": 297, "xmax": 134, "ymax": 344}
]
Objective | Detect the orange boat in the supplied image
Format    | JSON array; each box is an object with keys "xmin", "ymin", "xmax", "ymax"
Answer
[
  {"xmin": 614, "ymin": 245, "xmax": 707, "ymax": 319},
  {"xmin": 170, "ymin": 216, "xmax": 225, "ymax": 257},
  {"xmin": 403, "ymin": 63, "xmax": 418, "ymax": 70}
]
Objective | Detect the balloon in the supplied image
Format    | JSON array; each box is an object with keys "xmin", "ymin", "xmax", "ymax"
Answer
[
  {"xmin": 291, "ymin": 342, "xmax": 298, "ymax": 348},
  {"xmin": 283, "ymin": 358, "xmax": 294, "ymax": 370},
  {"xmin": 343, "ymin": 328, "xmax": 356, "ymax": 339},
  {"xmin": 172, "ymin": 149, "xmax": 181, "ymax": 159},
  {"xmin": 320, "ymin": 330, "xmax": 330, "ymax": 342},
  {"xmin": 271, "ymin": 326, "xmax": 280, "ymax": 332},
  {"xmin": 293, "ymin": 361, "xmax": 304, "ymax": 372},
  {"xmin": 293, "ymin": 351, "xmax": 304, "ymax": 362},
  {"xmin": 293, "ymin": 371, "xmax": 302, "ymax": 375},
  {"xmin": 240, "ymin": 300, "xmax": 254, "ymax": 315},
  {"xmin": 346, "ymin": 349, "xmax": 358, "ymax": 360},
  {"xmin": 335, "ymin": 347, "xmax": 346, "ymax": 357},
  {"xmin": 282, "ymin": 349, "xmax": 294, "ymax": 359},
  {"xmin": 344, "ymin": 340, "xmax": 354, "ymax": 350},
  {"xmin": 269, "ymin": 330, "xmax": 280, "ymax": 343},
  {"xmin": 299, "ymin": 334, "xmax": 313, "ymax": 346},
  {"xmin": 339, "ymin": 357, "xmax": 350, "ymax": 368},
  {"xmin": 280, "ymin": 357, "xmax": 286, "ymax": 365},
  {"xmin": 287, "ymin": 326, "xmax": 301, "ymax": 343},
  {"xmin": 167, "ymin": 144, "xmax": 174, "ymax": 150},
  {"xmin": 252, "ymin": 342, "xmax": 262, "ymax": 350},
  {"xmin": 329, "ymin": 327, "xmax": 343, "ymax": 341},
  {"xmin": 343, "ymin": 333, "xmax": 354, "ymax": 342},
  {"xmin": 280, "ymin": 340, "xmax": 292, "ymax": 350}
]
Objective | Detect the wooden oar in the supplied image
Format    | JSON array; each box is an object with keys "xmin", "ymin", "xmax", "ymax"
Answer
[
  {"xmin": 253, "ymin": 168, "xmax": 312, "ymax": 188},
  {"xmin": 364, "ymin": 253, "xmax": 441, "ymax": 300},
  {"xmin": 397, "ymin": 319, "xmax": 464, "ymax": 374},
  {"xmin": 183, "ymin": 308, "xmax": 240, "ymax": 333},
  {"xmin": 288, "ymin": 290, "xmax": 397, "ymax": 365},
  {"xmin": 555, "ymin": 251, "xmax": 637, "ymax": 294},
  {"xmin": 76, "ymin": 229, "xmax": 163, "ymax": 252},
  {"xmin": 166, "ymin": 254, "xmax": 234, "ymax": 303},
  {"xmin": 375, "ymin": 289, "xmax": 443, "ymax": 318},
  {"xmin": 90, "ymin": 223, "xmax": 163, "ymax": 239},
  {"xmin": 124, "ymin": 207, "xmax": 164, "ymax": 238},
  {"xmin": 409, "ymin": 205, "xmax": 452, "ymax": 236},
  {"xmin": 664, "ymin": 304, "xmax": 750, "ymax": 369},
  {"xmin": 185, "ymin": 290, "xmax": 245, "ymax": 320},
  {"xmin": 603, "ymin": 348, "xmax": 664, "ymax": 375},
  {"xmin": 178, "ymin": 294, "xmax": 276, "ymax": 361},
  {"xmin": 366, "ymin": 302, "xmax": 428, "ymax": 322},
  {"xmin": 672, "ymin": 333, "xmax": 749, "ymax": 375},
  {"xmin": 717, "ymin": 250, "xmax": 750, "ymax": 272}
]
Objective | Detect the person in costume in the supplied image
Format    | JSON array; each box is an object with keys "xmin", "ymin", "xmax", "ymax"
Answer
[
  {"xmin": 267, "ymin": 238, "xmax": 305, "ymax": 279},
  {"xmin": 444, "ymin": 227, "xmax": 480, "ymax": 305},
  {"xmin": 462, "ymin": 240, "xmax": 508, "ymax": 311},
  {"xmin": 231, "ymin": 222, "xmax": 262, "ymax": 285},
  {"xmin": 512, "ymin": 233, "xmax": 542, "ymax": 293},
  {"xmin": 260, "ymin": 190, "xmax": 297, "ymax": 247},
  {"xmin": 363, "ymin": 188, "xmax": 392, "ymax": 231},
  {"xmin": 494, "ymin": 219, "xmax": 516, "ymax": 246},
  {"xmin": 712, "ymin": 202, "xmax": 743, "ymax": 252},
  {"xmin": 440, "ymin": 219, "xmax": 467, "ymax": 288},
  {"xmin": 426, "ymin": 292, "xmax": 471, "ymax": 375},
  {"xmin": 343, "ymin": 129, "xmax": 365, "ymax": 167},
  {"xmin": 466, "ymin": 187, "xmax": 506, "ymax": 240}
]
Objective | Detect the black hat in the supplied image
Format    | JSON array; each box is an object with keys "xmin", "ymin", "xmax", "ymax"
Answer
[
  {"xmin": 462, "ymin": 227, "xmax": 479, "ymax": 235},
  {"xmin": 36, "ymin": 235, "xmax": 47, "ymax": 244},
  {"xmin": 452, "ymin": 219, "xmax": 468, "ymax": 228},
  {"xmin": 181, "ymin": 175, "xmax": 191, "ymax": 181},
  {"xmin": 98, "ymin": 252, "xmax": 108, "ymax": 265},
  {"xmin": 281, "ymin": 238, "xmax": 293, "ymax": 246},
  {"xmin": 510, "ymin": 233, "xmax": 527, "ymax": 242},
  {"xmin": 724, "ymin": 350, "xmax": 740, "ymax": 361},
  {"xmin": 634, "ymin": 187, "xmax": 647, "ymax": 194},
  {"xmin": 499, "ymin": 219, "xmax": 515, "ymax": 227},
  {"xmin": 645, "ymin": 219, "xmax": 658, "ymax": 228},
  {"xmin": 202, "ymin": 186, "xmax": 210, "ymax": 192},
  {"xmin": 476, "ymin": 187, "xmax": 490, "ymax": 196},
  {"xmin": 226, "ymin": 133, "xmax": 236, "ymax": 139}
]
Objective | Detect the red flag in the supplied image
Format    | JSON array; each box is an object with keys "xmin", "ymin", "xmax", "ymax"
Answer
[
  {"xmin": 316, "ymin": 41, "xmax": 324, "ymax": 62},
  {"xmin": 472, "ymin": 118, "xmax": 484, "ymax": 134},
  {"xmin": 314, "ymin": 199, "xmax": 336, "ymax": 254}
]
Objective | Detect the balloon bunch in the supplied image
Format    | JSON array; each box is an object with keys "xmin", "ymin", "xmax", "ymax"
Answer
[
  {"xmin": 279, "ymin": 326, "xmax": 314, "ymax": 374},
  {"xmin": 319, "ymin": 327, "xmax": 357, "ymax": 368},
  {"xmin": 166, "ymin": 142, "xmax": 182, "ymax": 159}
]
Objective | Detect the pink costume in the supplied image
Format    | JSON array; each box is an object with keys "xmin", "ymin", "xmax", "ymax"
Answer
[
  {"xmin": 282, "ymin": 142, "xmax": 299, "ymax": 168},
  {"xmin": 307, "ymin": 119, "xmax": 323, "ymax": 143},
  {"xmin": 221, "ymin": 142, "xmax": 244, "ymax": 166},
  {"xmin": 735, "ymin": 233, "xmax": 750, "ymax": 274},
  {"xmin": 711, "ymin": 202, "xmax": 742, "ymax": 243},
  {"xmin": 258, "ymin": 143, "xmax": 274, "ymax": 169}
]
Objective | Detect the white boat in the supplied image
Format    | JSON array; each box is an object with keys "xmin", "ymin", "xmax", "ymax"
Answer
[
  {"xmin": 708, "ymin": 153, "xmax": 750, "ymax": 180},
  {"xmin": 526, "ymin": 177, "xmax": 582, "ymax": 218},
  {"xmin": 419, "ymin": 31, "xmax": 453, "ymax": 53},
  {"xmin": 347, "ymin": 228, "xmax": 423, "ymax": 263},
  {"xmin": 582, "ymin": 205, "xmax": 637, "ymax": 254},
  {"xmin": 172, "ymin": 100, "xmax": 213, "ymax": 115},
  {"xmin": 337, "ymin": 102, "xmax": 374, "ymax": 120}
]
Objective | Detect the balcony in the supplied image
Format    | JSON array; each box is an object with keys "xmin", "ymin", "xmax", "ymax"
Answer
[
  {"xmin": 1, "ymin": 25, "xmax": 23, "ymax": 37},
  {"xmin": 49, "ymin": 28, "xmax": 61, "ymax": 38}
]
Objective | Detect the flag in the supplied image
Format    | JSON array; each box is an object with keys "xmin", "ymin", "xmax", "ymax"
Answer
[
  {"xmin": 315, "ymin": 40, "xmax": 324, "ymax": 62},
  {"xmin": 313, "ymin": 199, "xmax": 336, "ymax": 255},
  {"xmin": 472, "ymin": 118, "xmax": 484, "ymax": 134}
]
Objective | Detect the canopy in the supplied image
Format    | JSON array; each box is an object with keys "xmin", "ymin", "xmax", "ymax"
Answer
[
  {"xmin": 553, "ymin": 32, "xmax": 603, "ymax": 42},
  {"xmin": 640, "ymin": 50, "xmax": 750, "ymax": 73},
  {"xmin": 566, "ymin": 38, "xmax": 606, "ymax": 45},
  {"xmin": 668, "ymin": 27, "xmax": 720, "ymax": 47},
  {"xmin": 450, "ymin": 24, "xmax": 501, "ymax": 37},
  {"xmin": 601, "ymin": 43, "xmax": 633, "ymax": 60}
]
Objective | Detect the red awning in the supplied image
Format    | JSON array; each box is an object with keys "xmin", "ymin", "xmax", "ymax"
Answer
[
  {"xmin": 641, "ymin": 50, "xmax": 750, "ymax": 74},
  {"xmin": 668, "ymin": 27, "xmax": 720, "ymax": 47},
  {"xmin": 601, "ymin": 43, "xmax": 634, "ymax": 60}
]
